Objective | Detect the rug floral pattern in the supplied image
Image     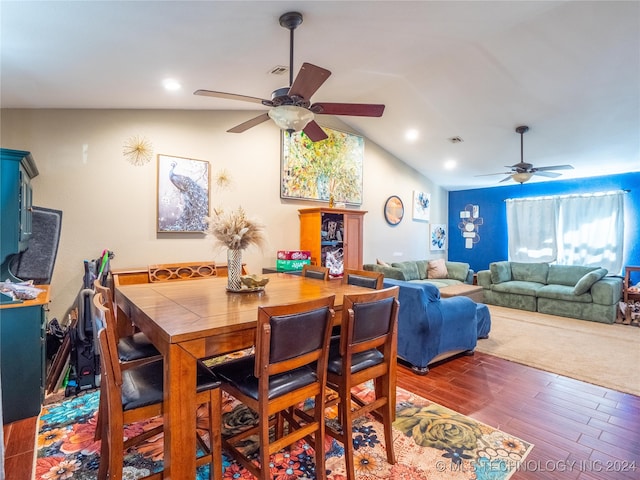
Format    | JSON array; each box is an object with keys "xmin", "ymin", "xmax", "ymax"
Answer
[{"xmin": 35, "ymin": 384, "xmax": 532, "ymax": 480}]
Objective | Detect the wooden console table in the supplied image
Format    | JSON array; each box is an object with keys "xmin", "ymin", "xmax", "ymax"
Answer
[{"xmin": 439, "ymin": 283, "xmax": 484, "ymax": 303}]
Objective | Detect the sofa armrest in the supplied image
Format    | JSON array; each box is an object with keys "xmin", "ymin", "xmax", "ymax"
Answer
[
  {"xmin": 477, "ymin": 270, "xmax": 492, "ymax": 288},
  {"xmin": 591, "ymin": 276, "xmax": 623, "ymax": 305},
  {"xmin": 363, "ymin": 264, "xmax": 406, "ymax": 280},
  {"xmin": 465, "ymin": 269, "xmax": 475, "ymax": 284}
]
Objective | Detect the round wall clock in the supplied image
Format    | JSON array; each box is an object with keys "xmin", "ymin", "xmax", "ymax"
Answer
[{"xmin": 384, "ymin": 195, "xmax": 404, "ymax": 225}]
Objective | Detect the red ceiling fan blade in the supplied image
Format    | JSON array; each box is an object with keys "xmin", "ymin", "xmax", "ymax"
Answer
[
  {"xmin": 194, "ymin": 90, "xmax": 269, "ymax": 105},
  {"xmin": 303, "ymin": 121, "xmax": 328, "ymax": 142},
  {"xmin": 288, "ymin": 63, "xmax": 331, "ymax": 101},
  {"xmin": 311, "ymin": 102, "xmax": 385, "ymax": 117},
  {"xmin": 227, "ymin": 113, "xmax": 271, "ymax": 133}
]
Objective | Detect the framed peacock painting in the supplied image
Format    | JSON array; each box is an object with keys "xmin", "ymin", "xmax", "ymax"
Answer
[{"xmin": 157, "ymin": 154, "xmax": 210, "ymax": 233}]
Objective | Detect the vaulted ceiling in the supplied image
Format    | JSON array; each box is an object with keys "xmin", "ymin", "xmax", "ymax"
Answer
[{"xmin": 1, "ymin": 1, "xmax": 638, "ymax": 190}]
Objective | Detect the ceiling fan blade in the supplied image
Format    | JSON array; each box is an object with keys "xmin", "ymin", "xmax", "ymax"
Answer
[
  {"xmin": 302, "ymin": 120, "xmax": 328, "ymax": 142},
  {"xmin": 475, "ymin": 172, "xmax": 512, "ymax": 177},
  {"xmin": 227, "ymin": 113, "xmax": 271, "ymax": 133},
  {"xmin": 288, "ymin": 63, "xmax": 331, "ymax": 100},
  {"xmin": 194, "ymin": 89, "xmax": 268, "ymax": 105},
  {"xmin": 533, "ymin": 171, "xmax": 562, "ymax": 178},
  {"xmin": 499, "ymin": 176, "xmax": 514, "ymax": 183},
  {"xmin": 311, "ymin": 102, "xmax": 385, "ymax": 117},
  {"xmin": 534, "ymin": 165, "xmax": 574, "ymax": 172}
]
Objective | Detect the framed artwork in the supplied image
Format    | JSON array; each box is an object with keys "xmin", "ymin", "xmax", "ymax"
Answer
[
  {"xmin": 280, "ymin": 127, "xmax": 364, "ymax": 205},
  {"xmin": 412, "ymin": 190, "xmax": 431, "ymax": 221},
  {"xmin": 430, "ymin": 224, "xmax": 447, "ymax": 251},
  {"xmin": 157, "ymin": 154, "xmax": 210, "ymax": 233},
  {"xmin": 384, "ymin": 195, "xmax": 404, "ymax": 225}
]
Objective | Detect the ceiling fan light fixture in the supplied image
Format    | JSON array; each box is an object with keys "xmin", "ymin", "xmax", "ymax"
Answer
[
  {"xmin": 268, "ymin": 105, "xmax": 314, "ymax": 132},
  {"xmin": 512, "ymin": 172, "xmax": 533, "ymax": 183}
]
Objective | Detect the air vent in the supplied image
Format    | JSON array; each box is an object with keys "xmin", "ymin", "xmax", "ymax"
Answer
[{"xmin": 269, "ymin": 65, "xmax": 289, "ymax": 75}]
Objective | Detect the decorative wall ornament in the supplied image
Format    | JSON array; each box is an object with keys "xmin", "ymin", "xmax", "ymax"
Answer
[
  {"xmin": 430, "ymin": 224, "xmax": 447, "ymax": 251},
  {"xmin": 123, "ymin": 135, "xmax": 153, "ymax": 166},
  {"xmin": 280, "ymin": 127, "xmax": 364, "ymax": 205},
  {"xmin": 383, "ymin": 195, "xmax": 404, "ymax": 225},
  {"xmin": 458, "ymin": 204, "xmax": 483, "ymax": 248},
  {"xmin": 157, "ymin": 154, "xmax": 210, "ymax": 232},
  {"xmin": 412, "ymin": 191, "xmax": 430, "ymax": 221}
]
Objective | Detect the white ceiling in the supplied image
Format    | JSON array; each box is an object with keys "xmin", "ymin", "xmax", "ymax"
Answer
[{"xmin": 1, "ymin": 1, "xmax": 639, "ymax": 191}]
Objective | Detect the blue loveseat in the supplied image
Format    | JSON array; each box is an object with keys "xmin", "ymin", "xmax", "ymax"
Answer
[{"xmin": 383, "ymin": 278, "xmax": 490, "ymax": 373}]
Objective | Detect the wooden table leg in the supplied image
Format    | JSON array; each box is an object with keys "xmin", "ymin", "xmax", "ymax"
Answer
[{"xmin": 163, "ymin": 343, "xmax": 197, "ymax": 479}]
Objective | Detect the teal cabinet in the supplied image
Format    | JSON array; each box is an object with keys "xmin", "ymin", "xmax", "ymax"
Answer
[
  {"xmin": 1, "ymin": 148, "xmax": 38, "ymax": 284},
  {"xmin": 0, "ymin": 287, "xmax": 49, "ymax": 424}
]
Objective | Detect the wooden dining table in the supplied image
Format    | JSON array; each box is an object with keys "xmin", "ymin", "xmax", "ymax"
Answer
[{"xmin": 114, "ymin": 272, "xmax": 381, "ymax": 479}]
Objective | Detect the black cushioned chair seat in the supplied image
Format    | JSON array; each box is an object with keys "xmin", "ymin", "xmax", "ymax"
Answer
[
  {"xmin": 117, "ymin": 332, "xmax": 161, "ymax": 362},
  {"xmin": 212, "ymin": 356, "xmax": 317, "ymax": 400},
  {"xmin": 346, "ymin": 274, "xmax": 379, "ymax": 289},
  {"xmin": 326, "ymin": 338, "xmax": 384, "ymax": 376},
  {"xmin": 121, "ymin": 360, "xmax": 220, "ymax": 411}
]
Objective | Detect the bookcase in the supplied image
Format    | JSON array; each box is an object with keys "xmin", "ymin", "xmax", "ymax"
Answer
[{"xmin": 299, "ymin": 208, "xmax": 366, "ymax": 277}]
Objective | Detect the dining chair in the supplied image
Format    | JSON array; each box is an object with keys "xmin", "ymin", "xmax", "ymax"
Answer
[
  {"xmin": 93, "ymin": 291, "xmax": 223, "ymax": 480},
  {"xmin": 324, "ymin": 286, "xmax": 400, "ymax": 480},
  {"xmin": 93, "ymin": 279, "xmax": 161, "ymax": 367},
  {"xmin": 209, "ymin": 295, "xmax": 336, "ymax": 480},
  {"xmin": 302, "ymin": 263, "xmax": 330, "ymax": 280},
  {"xmin": 342, "ymin": 268, "xmax": 384, "ymax": 289},
  {"xmin": 148, "ymin": 261, "xmax": 217, "ymax": 282}
]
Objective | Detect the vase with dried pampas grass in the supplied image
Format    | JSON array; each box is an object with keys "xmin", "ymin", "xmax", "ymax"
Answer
[{"xmin": 205, "ymin": 207, "xmax": 266, "ymax": 291}]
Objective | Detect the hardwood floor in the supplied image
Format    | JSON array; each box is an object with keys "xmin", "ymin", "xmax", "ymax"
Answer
[{"xmin": 4, "ymin": 352, "xmax": 639, "ymax": 480}]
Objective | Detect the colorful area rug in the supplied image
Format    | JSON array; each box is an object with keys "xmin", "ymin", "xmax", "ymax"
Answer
[{"xmin": 36, "ymin": 384, "xmax": 533, "ymax": 480}]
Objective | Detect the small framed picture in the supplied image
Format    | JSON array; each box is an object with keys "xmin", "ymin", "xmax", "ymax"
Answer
[
  {"xmin": 413, "ymin": 191, "xmax": 430, "ymax": 221},
  {"xmin": 430, "ymin": 224, "xmax": 447, "ymax": 251},
  {"xmin": 157, "ymin": 154, "xmax": 210, "ymax": 232}
]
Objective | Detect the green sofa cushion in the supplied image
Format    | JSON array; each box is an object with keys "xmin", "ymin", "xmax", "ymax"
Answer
[
  {"xmin": 492, "ymin": 280, "xmax": 544, "ymax": 296},
  {"xmin": 445, "ymin": 261, "xmax": 470, "ymax": 282},
  {"xmin": 391, "ymin": 261, "xmax": 421, "ymax": 281},
  {"xmin": 510, "ymin": 262, "xmax": 549, "ymax": 284},
  {"xmin": 573, "ymin": 268, "xmax": 608, "ymax": 295},
  {"xmin": 490, "ymin": 261, "xmax": 511, "ymax": 284},
  {"xmin": 415, "ymin": 260, "xmax": 429, "ymax": 280},
  {"xmin": 548, "ymin": 264, "xmax": 598, "ymax": 287},
  {"xmin": 538, "ymin": 284, "xmax": 593, "ymax": 302}
]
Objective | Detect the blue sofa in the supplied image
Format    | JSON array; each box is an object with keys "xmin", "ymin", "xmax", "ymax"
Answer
[{"xmin": 383, "ymin": 278, "xmax": 489, "ymax": 374}]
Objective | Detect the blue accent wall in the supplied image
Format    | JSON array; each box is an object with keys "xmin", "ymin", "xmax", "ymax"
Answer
[{"xmin": 448, "ymin": 172, "xmax": 640, "ymax": 275}]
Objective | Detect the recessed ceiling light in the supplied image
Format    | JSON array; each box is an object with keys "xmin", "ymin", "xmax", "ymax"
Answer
[
  {"xmin": 405, "ymin": 129, "xmax": 419, "ymax": 142},
  {"xmin": 444, "ymin": 159, "xmax": 457, "ymax": 170},
  {"xmin": 163, "ymin": 78, "xmax": 181, "ymax": 91}
]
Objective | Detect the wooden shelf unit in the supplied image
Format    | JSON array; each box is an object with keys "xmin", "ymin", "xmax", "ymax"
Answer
[
  {"xmin": 299, "ymin": 207, "xmax": 366, "ymax": 277},
  {"xmin": 622, "ymin": 265, "xmax": 640, "ymax": 322}
]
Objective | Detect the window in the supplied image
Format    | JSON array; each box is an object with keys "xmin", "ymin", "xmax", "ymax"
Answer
[{"xmin": 506, "ymin": 191, "xmax": 625, "ymax": 274}]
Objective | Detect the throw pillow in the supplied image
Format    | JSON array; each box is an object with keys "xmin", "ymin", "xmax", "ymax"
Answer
[
  {"xmin": 391, "ymin": 261, "xmax": 421, "ymax": 281},
  {"xmin": 446, "ymin": 262, "xmax": 470, "ymax": 282},
  {"xmin": 573, "ymin": 268, "xmax": 608, "ymax": 295},
  {"xmin": 427, "ymin": 259, "xmax": 448, "ymax": 279},
  {"xmin": 490, "ymin": 261, "xmax": 511, "ymax": 284},
  {"xmin": 376, "ymin": 258, "xmax": 391, "ymax": 267}
]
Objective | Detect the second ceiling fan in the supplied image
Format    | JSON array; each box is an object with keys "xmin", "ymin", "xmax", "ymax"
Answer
[
  {"xmin": 478, "ymin": 126, "xmax": 574, "ymax": 183},
  {"xmin": 194, "ymin": 11, "xmax": 385, "ymax": 142}
]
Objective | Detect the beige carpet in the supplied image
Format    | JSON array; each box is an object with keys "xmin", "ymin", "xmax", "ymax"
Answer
[{"xmin": 476, "ymin": 305, "xmax": 640, "ymax": 396}]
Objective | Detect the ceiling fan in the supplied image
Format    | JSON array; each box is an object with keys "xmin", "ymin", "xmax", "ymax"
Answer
[
  {"xmin": 478, "ymin": 126, "xmax": 574, "ymax": 183},
  {"xmin": 194, "ymin": 11, "xmax": 385, "ymax": 142}
]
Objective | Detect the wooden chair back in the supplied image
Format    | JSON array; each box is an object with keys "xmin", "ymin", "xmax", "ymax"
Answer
[
  {"xmin": 342, "ymin": 268, "xmax": 384, "ymax": 289},
  {"xmin": 301, "ymin": 264, "xmax": 329, "ymax": 281},
  {"xmin": 148, "ymin": 261, "xmax": 217, "ymax": 282}
]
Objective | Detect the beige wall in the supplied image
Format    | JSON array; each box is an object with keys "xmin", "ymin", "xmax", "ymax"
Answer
[{"xmin": 1, "ymin": 108, "xmax": 447, "ymax": 322}]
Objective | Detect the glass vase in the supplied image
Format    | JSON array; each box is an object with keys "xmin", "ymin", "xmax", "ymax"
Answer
[{"xmin": 227, "ymin": 249, "xmax": 243, "ymax": 291}]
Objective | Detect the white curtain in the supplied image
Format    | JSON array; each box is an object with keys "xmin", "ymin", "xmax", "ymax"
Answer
[
  {"xmin": 506, "ymin": 191, "xmax": 625, "ymax": 273},
  {"xmin": 557, "ymin": 191, "xmax": 625, "ymax": 273},
  {"xmin": 506, "ymin": 196, "xmax": 558, "ymax": 262}
]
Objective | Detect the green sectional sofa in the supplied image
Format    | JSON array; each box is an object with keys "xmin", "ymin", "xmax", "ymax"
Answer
[
  {"xmin": 477, "ymin": 261, "xmax": 623, "ymax": 324},
  {"xmin": 363, "ymin": 260, "xmax": 474, "ymax": 289}
]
